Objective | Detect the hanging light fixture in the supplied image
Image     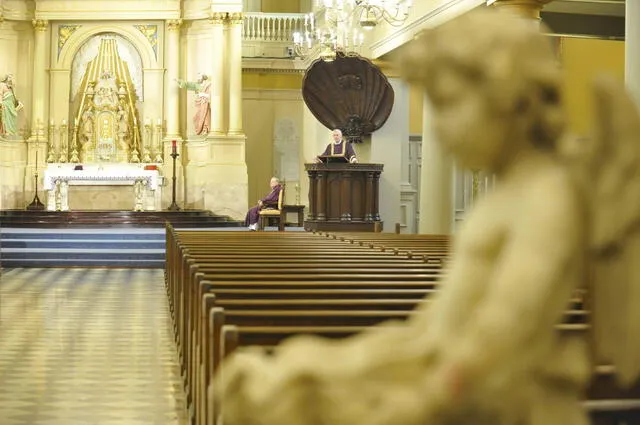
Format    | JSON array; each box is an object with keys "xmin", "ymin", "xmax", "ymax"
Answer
[
  {"xmin": 293, "ymin": 11, "xmax": 364, "ymax": 61},
  {"xmin": 352, "ymin": 0, "xmax": 413, "ymax": 29},
  {"xmin": 292, "ymin": 0, "xmax": 410, "ymax": 61}
]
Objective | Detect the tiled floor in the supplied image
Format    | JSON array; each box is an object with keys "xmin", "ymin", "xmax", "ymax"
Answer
[{"xmin": 0, "ymin": 268, "xmax": 188, "ymax": 425}]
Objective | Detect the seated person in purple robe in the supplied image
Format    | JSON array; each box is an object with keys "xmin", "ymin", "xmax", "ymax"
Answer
[
  {"xmin": 316, "ymin": 129, "xmax": 358, "ymax": 163},
  {"xmin": 245, "ymin": 177, "xmax": 283, "ymax": 231}
]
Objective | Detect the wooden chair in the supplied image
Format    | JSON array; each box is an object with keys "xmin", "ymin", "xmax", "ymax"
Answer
[{"xmin": 258, "ymin": 184, "xmax": 285, "ymax": 231}]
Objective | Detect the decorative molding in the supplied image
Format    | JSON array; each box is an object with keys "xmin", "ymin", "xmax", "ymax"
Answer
[
  {"xmin": 32, "ymin": 19, "xmax": 48, "ymax": 32},
  {"xmin": 134, "ymin": 24, "xmax": 159, "ymax": 58},
  {"xmin": 242, "ymin": 58, "xmax": 305, "ymax": 74},
  {"xmin": 56, "ymin": 23, "xmax": 158, "ymax": 70},
  {"xmin": 33, "ymin": 0, "xmax": 180, "ymax": 21},
  {"xmin": 243, "ymin": 88, "xmax": 303, "ymax": 102},
  {"xmin": 36, "ymin": 12, "xmax": 180, "ymax": 21},
  {"xmin": 166, "ymin": 19, "xmax": 182, "ymax": 31},
  {"xmin": 242, "ymin": 67, "xmax": 304, "ymax": 74},
  {"xmin": 58, "ymin": 24, "xmax": 81, "ymax": 58},
  {"xmin": 209, "ymin": 12, "xmax": 227, "ymax": 24},
  {"xmin": 227, "ymin": 12, "xmax": 243, "ymax": 24},
  {"xmin": 370, "ymin": 0, "xmax": 484, "ymax": 59},
  {"xmin": 208, "ymin": 11, "xmax": 244, "ymax": 25}
]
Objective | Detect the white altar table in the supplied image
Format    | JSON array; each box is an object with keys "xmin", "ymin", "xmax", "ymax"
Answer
[{"xmin": 43, "ymin": 164, "xmax": 163, "ymax": 211}]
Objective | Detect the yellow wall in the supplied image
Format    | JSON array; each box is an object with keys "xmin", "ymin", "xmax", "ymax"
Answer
[
  {"xmin": 403, "ymin": 37, "xmax": 626, "ymax": 137},
  {"xmin": 243, "ymin": 72, "xmax": 304, "ymax": 204},
  {"xmin": 560, "ymin": 37, "xmax": 625, "ymax": 135},
  {"xmin": 376, "ymin": 60, "xmax": 423, "ymax": 135},
  {"xmin": 261, "ymin": 0, "xmax": 300, "ymax": 13},
  {"xmin": 242, "ymin": 72, "xmax": 303, "ymax": 89}
]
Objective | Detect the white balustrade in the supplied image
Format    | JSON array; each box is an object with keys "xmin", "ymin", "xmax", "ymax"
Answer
[{"xmin": 243, "ymin": 13, "xmax": 307, "ymax": 43}]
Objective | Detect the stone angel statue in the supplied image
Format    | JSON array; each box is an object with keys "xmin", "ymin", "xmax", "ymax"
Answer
[{"xmin": 213, "ymin": 9, "xmax": 640, "ymax": 425}]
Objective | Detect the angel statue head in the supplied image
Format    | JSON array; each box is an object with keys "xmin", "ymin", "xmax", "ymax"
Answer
[
  {"xmin": 1, "ymin": 74, "xmax": 13, "ymax": 85},
  {"xmin": 401, "ymin": 9, "xmax": 565, "ymax": 171}
]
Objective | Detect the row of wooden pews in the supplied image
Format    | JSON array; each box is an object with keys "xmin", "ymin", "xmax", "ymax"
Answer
[
  {"xmin": 165, "ymin": 225, "xmax": 640, "ymax": 425},
  {"xmin": 315, "ymin": 231, "xmax": 451, "ymax": 264}
]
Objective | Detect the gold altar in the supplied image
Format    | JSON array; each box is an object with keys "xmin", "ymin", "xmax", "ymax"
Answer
[{"xmin": 73, "ymin": 38, "xmax": 141, "ymax": 164}]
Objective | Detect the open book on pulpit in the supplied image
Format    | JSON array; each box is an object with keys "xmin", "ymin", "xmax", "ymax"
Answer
[{"xmin": 317, "ymin": 155, "xmax": 349, "ymax": 164}]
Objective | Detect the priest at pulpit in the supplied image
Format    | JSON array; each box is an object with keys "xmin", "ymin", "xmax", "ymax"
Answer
[{"xmin": 316, "ymin": 129, "xmax": 358, "ymax": 163}]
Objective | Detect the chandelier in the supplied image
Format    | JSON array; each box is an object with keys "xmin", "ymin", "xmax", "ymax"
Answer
[
  {"xmin": 293, "ymin": 12, "xmax": 364, "ymax": 62},
  {"xmin": 351, "ymin": 0, "xmax": 413, "ymax": 29},
  {"xmin": 292, "ymin": 0, "xmax": 411, "ymax": 62}
]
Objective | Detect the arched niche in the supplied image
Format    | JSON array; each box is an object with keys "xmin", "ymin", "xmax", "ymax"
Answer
[
  {"xmin": 70, "ymin": 33, "xmax": 144, "ymax": 102},
  {"xmin": 56, "ymin": 24, "xmax": 158, "ymax": 71},
  {"xmin": 49, "ymin": 23, "xmax": 164, "ymax": 127}
]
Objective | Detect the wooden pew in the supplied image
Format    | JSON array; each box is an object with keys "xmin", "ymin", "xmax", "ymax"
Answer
[
  {"xmin": 182, "ymin": 276, "xmax": 443, "ymax": 421},
  {"xmin": 213, "ymin": 323, "xmax": 640, "ymax": 425},
  {"xmin": 316, "ymin": 231, "xmax": 452, "ymax": 263},
  {"xmin": 198, "ymin": 301, "xmax": 587, "ymax": 425},
  {"xmin": 211, "ymin": 323, "xmax": 621, "ymax": 425},
  {"xmin": 166, "ymin": 228, "xmax": 450, "ymax": 425},
  {"xmin": 165, "ymin": 226, "xmax": 626, "ymax": 425},
  {"xmin": 175, "ymin": 260, "xmax": 445, "ymax": 377}
]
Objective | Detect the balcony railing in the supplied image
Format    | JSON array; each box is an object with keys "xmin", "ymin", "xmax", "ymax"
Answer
[{"xmin": 243, "ymin": 12, "xmax": 307, "ymax": 43}]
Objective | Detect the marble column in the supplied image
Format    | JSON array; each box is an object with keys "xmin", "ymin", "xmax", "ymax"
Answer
[
  {"xmin": 227, "ymin": 12, "xmax": 244, "ymax": 135},
  {"xmin": 31, "ymin": 19, "xmax": 48, "ymax": 141},
  {"xmin": 418, "ymin": 93, "xmax": 454, "ymax": 235},
  {"xmin": 165, "ymin": 19, "xmax": 182, "ymax": 140},
  {"xmin": 626, "ymin": 0, "xmax": 640, "ymax": 107},
  {"xmin": 209, "ymin": 13, "xmax": 226, "ymax": 135}
]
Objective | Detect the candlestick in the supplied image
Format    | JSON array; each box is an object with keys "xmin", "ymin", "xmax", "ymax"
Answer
[
  {"xmin": 26, "ymin": 148, "xmax": 44, "ymax": 210},
  {"xmin": 167, "ymin": 146, "xmax": 180, "ymax": 211},
  {"xmin": 171, "ymin": 139, "xmax": 177, "ymax": 154}
]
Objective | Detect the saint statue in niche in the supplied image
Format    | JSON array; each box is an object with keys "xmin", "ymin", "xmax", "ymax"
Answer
[
  {"xmin": 116, "ymin": 104, "xmax": 129, "ymax": 151},
  {"xmin": 0, "ymin": 74, "xmax": 24, "ymax": 137},
  {"xmin": 93, "ymin": 70, "xmax": 119, "ymax": 109},
  {"xmin": 80, "ymin": 106, "xmax": 94, "ymax": 155},
  {"xmin": 177, "ymin": 73, "xmax": 211, "ymax": 135}
]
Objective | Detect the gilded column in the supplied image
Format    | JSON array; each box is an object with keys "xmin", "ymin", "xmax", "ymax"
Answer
[
  {"xmin": 227, "ymin": 12, "xmax": 244, "ymax": 135},
  {"xmin": 31, "ymin": 19, "xmax": 48, "ymax": 140},
  {"xmin": 165, "ymin": 19, "xmax": 182, "ymax": 139},
  {"xmin": 209, "ymin": 13, "xmax": 226, "ymax": 135}
]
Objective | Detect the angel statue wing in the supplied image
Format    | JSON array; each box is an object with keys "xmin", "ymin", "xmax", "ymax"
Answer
[{"xmin": 562, "ymin": 75, "xmax": 640, "ymax": 388}]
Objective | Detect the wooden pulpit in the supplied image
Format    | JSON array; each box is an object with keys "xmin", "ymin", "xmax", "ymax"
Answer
[{"xmin": 304, "ymin": 162, "xmax": 384, "ymax": 232}]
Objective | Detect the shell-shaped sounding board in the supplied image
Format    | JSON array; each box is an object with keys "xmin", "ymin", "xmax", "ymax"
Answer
[{"xmin": 302, "ymin": 52, "xmax": 394, "ymax": 143}]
